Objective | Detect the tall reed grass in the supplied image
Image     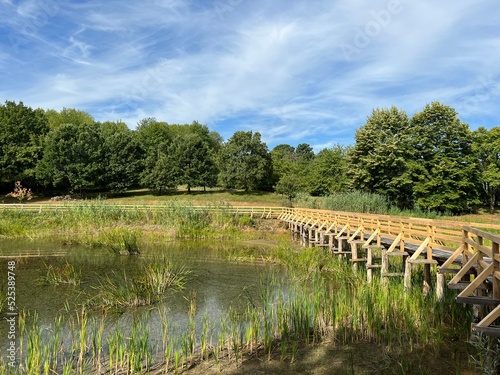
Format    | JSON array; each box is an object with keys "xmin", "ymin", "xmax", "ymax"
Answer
[
  {"xmin": 0, "ymin": 201, "xmax": 256, "ymax": 241},
  {"xmin": 294, "ymin": 191, "xmax": 444, "ymax": 218},
  {"xmin": 3, "ymin": 245, "xmax": 476, "ymax": 374},
  {"xmin": 87, "ymin": 257, "xmax": 192, "ymax": 308}
]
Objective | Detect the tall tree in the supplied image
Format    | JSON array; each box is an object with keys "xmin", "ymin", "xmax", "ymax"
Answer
[
  {"xmin": 308, "ymin": 146, "xmax": 348, "ymax": 196},
  {"xmin": 100, "ymin": 121, "xmax": 144, "ymax": 193},
  {"xmin": 136, "ymin": 118, "xmax": 172, "ymax": 192},
  {"xmin": 348, "ymin": 106, "xmax": 412, "ymax": 208},
  {"xmin": 0, "ymin": 101, "xmax": 49, "ymax": 190},
  {"xmin": 36, "ymin": 122, "xmax": 105, "ymax": 192},
  {"xmin": 165, "ymin": 133, "xmax": 218, "ymax": 192},
  {"xmin": 270, "ymin": 144, "xmax": 297, "ymax": 186},
  {"xmin": 45, "ymin": 108, "xmax": 94, "ymax": 130},
  {"xmin": 218, "ymin": 131, "xmax": 272, "ymax": 191},
  {"xmin": 405, "ymin": 102, "xmax": 478, "ymax": 213},
  {"xmin": 472, "ymin": 127, "xmax": 500, "ymax": 213}
]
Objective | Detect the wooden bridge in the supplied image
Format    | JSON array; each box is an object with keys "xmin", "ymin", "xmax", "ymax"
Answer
[
  {"xmin": 2, "ymin": 203, "xmax": 500, "ymax": 335},
  {"xmin": 277, "ymin": 207, "xmax": 500, "ymax": 337}
]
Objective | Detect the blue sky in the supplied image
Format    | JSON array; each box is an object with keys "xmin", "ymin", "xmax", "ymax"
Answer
[{"xmin": 1, "ymin": 0, "xmax": 499, "ymax": 150}]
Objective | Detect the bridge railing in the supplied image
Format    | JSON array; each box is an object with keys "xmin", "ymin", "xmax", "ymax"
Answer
[
  {"xmin": 280, "ymin": 207, "xmax": 500, "ymax": 255},
  {"xmin": 0, "ymin": 203, "xmax": 286, "ymax": 219}
]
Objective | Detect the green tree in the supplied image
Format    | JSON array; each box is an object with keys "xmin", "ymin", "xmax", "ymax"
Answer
[
  {"xmin": 136, "ymin": 118, "xmax": 172, "ymax": 192},
  {"xmin": 275, "ymin": 173, "xmax": 304, "ymax": 205},
  {"xmin": 45, "ymin": 108, "xmax": 94, "ymax": 130},
  {"xmin": 348, "ymin": 106, "xmax": 412, "ymax": 208},
  {"xmin": 308, "ymin": 146, "xmax": 348, "ymax": 196},
  {"xmin": 295, "ymin": 143, "xmax": 314, "ymax": 161},
  {"xmin": 472, "ymin": 127, "xmax": 500, "ymax": 213},
  {"xmin": 218, "ymin": 131, "xmax": 272, "ymax": 191},
  {"xmin": 100, "ymin": 121, "xmax": 144, "ymax": 193},
  {"xmin": 165, "ymin": 133, "xmax": 218, "ymax": 193},
  {"xmin": 270, "ymin": 144, "xmax": 297, "ymax": 186},
  {"xmin": 0, "ymin": 101, "xmax": 49, "ymax": 190},
  {"xmin": 405, "ymin": 102, "xmax": 478, "ymax": 213},
  {"xmin": 36, "ymin": 122, "xmax": 105, "ymax": 192}
]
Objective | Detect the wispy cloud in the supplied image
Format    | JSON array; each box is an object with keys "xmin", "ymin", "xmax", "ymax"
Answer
[{"xmin": 1, "ymin": 0, "xmax": 499, "ymax": 150}]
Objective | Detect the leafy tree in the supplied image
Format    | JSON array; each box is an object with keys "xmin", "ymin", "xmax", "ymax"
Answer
[
  {"xmin": 36, "ymin": 122, "xmax": 105, "ymax": 192},
  {"xmin": 164, "ymin": 133, "xmax": 218, "ymax": 192},
  {"xmin": 405, "ymin": 102, "xmax": 478, "ymax": 213},
  {"xmin": 472, "ymin": 127, "xmax": 500, "ymax": 213},
  {"xmin": 100, "ymin": 121, "xmax": 144, "ymax": 193},
  {"xmin": 275, "ymin": 173, "xmax": 304, "ymax": 205},
  {"xmin": 136, "ymin": 118, "xmax": 172, "ymax": 192},
  {"xmin": 218, "ymin": 131, "xmax": 272, "ymax": 191},
  {"xmin": 270, "ymin": 144, "xmax": 297, "ymax": 186},
  {"xmin": 308, "ymin": 146, "xmax": 348, "ymax": 196},
  {"xmin": 348, "ymin": 106, "xmax": 412, "ymax": 208},
  {"xmin": 45, "ymin": 108, "xmax": 94, "ymax": 130},
  {"xmin": 295, "ymin": 143, "xmax": 314, "ymax": 161},
  {"xmin": 0, "ymin": 101, "xmax": 49, "ymax": 190}
]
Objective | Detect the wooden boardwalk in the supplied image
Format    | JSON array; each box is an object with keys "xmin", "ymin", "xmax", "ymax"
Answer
[
  {"xmin": 277, "ymin": 208, "xmax": 500, "ymax": 337},
  {"xmin": 1, "ymin": 203, "xmax": 500, "ymax": 335}
]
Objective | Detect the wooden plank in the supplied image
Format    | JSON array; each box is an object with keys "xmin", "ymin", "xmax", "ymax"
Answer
[
  {"xmin": 449, "ymin": 253, "xmax": 479, "ymax": 285},
  {"xmin": 464, "ymin": 226, "xmax": 500, "ymax": 245},
  {"xmin": 440, "ymin": 244, "xmax": 464, "ymax": 269},
  {"xmin": 457, "ymin": 263, "xmax": 493, "ymax": 297},
  {"xmin": 456, "ymin": 296, "xmax": 500, "ymax": 305},
  {"xmin": 387, "ymin": 233, "xmax": 403, "ymax": 253},
  {"xmin": 473, "ymin": 326, "xmax": 500, "ymax": 337},
  {"xmin": 408, "ymin": 259, "xmax": 438, "ymax": 265},
  {"xmin": 409, "ymin": 237, "xmax": 430, "ymax": 260},
  {"xmin": 465, "ymin": 237, "xmax": 493, "ymax": 257},
  {"xmin": 348, "ymin": 226, "xmax": 363, "ymax": 242},
  {"xmin": 476, "ymin": 304, "xmax": 500, "ymax": 328},
  {"xmin": 363, "ymin": 229, "xmax": 380, "ymax": 248}
]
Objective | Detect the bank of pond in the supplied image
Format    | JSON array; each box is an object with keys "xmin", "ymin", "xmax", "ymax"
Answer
[{"xmin": 0, "ymin": 232, "xmax": 491, "ymax": 375}]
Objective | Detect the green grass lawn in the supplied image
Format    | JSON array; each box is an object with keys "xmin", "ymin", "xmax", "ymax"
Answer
[{"xmin": 20, "ymin": 187, "xmax": 285, "ymax": 207}]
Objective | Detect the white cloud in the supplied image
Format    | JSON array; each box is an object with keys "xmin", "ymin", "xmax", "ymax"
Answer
[{"xmin": 1, "ymin": 0, "xmax": 499, "ymax": 146}]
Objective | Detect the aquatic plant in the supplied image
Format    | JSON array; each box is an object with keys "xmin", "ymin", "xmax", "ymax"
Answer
[
  {"xmin": 36, "ymin": 261, "xmax": 81, "ymax": 285},
  {"xmin": 87, "ymin": 258, "xmax": 192, "ymax": 308}
]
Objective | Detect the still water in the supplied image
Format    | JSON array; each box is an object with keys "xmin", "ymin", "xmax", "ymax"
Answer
[{"xmin": 0, "ymin": 238, "xmax": 282, "ymax": 362}]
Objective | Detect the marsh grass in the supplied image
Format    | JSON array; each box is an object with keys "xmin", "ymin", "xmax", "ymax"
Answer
[
  {"xmin": 294, "ymin": 191, "xmax": 444, "ymax": 218},
  {"xmin": 0, "ymin": 201, "xmax": 258, "ymax": 242},
  {"xmin": 6, "ymin": 245, "xmax": 477, "ymax": 375},
  {"xmin": 36, "ymin": 261, "xmax": 81, "ymax": 285},
  {"xmin": 87, "ymin": 257, "xmax": 192, "ymax": 308}
]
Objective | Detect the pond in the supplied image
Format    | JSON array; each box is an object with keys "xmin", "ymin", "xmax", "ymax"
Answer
[{"xmin": 0, "ymin": 238, "xmax": 285, "ymax": 372}]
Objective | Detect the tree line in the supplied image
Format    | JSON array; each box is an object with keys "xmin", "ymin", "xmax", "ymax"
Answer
[{"xmin": 0, "ymin": 100, "xmax": 498, "ymax": 213}]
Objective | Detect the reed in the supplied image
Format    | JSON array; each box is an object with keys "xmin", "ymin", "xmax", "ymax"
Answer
[
  {"xmin": 87, "ymin": 258, "xmax": 191, "ymax": 308},
  {"xmin": 36, "ymin": 261, "xmax": 81, "ymax": 285}
]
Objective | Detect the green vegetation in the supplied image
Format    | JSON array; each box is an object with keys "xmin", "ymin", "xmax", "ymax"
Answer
[
  {"xmin": 36, "ymin": 261, "xmax": 81, "ymax": 286},
  {"xmin": 1, "ymin": 244, "xmax": 479, "ymax": 374},
  {"xmin": 0, "ymin": 201, "xmax": 264, "ymax": 240},
  {"xmin": 218, "ymin": 130, "xmax": 273, "ymax": 191},
  {"xmin": 2, "ymin": 100, "xmax": 500, "ymax": 214},
  {"xmin": 87, "ymin": 257, "xmax": 191, "ymax": 308}
]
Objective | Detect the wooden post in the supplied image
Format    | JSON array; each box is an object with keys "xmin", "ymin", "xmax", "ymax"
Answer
[
  {"xmin": 381, "ymin": 249, "xmax": 388, "ymax": 286},
  {"xmin": 493, "ymin": 241, "xmax": 500, "ymax": 301},
  {"xmin": 404, "ymin": 260, "xmax": 412, "ymax": 292},
  {"xmin": 308, "ymin": 227, "xmax": 313, "ymax": 248},
  {"xmin": 351, "ymin": 242, "xmax": 358, "ymax": 272},
  {"xmin": 367, "ymin": 247, "xmax": 373, "ymax": 283},
  {"xmin": 436, "ymin": 272, "xmax": 444, "ymax": 300},
  {"xmin": 423, "ymin": 264, "xmax": 430, "ymax": 296}
]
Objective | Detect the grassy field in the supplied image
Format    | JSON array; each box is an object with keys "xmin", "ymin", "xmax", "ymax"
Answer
[
  {"xmin": 4, "ymin": 188, "xmax": 500, "ymax": 225},
  {"xmin": 5, "ymin": 188, "xmax": 284, "ymax": 207}
]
